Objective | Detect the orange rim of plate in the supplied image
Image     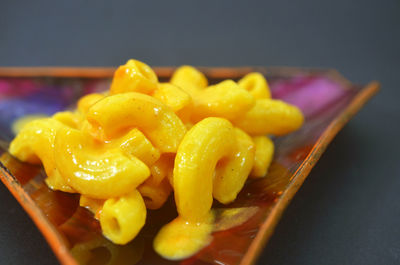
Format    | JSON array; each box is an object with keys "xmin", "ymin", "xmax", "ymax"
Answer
[{"xmin": 0, "ymin": 67, "xmax": 379, "ymax": 265}]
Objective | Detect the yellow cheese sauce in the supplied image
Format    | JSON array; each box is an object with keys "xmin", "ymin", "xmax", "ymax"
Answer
[
  {"xmin": 153, "ymin": 212, "xmax": 214, "ymax": 260},
  {"xmin": 8, "ymin": 59, "xmax": 304, "ymax": 261}
]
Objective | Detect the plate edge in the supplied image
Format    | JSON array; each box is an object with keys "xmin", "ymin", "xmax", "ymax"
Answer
[
  {"xmin": 0, "ymin": 164, "xmax": 78, "ymax": 265},
  {"xmin": 240, "ymin": 81, "xmax": 380, "ymax": 265},
  {"xmin": 0, "ymin": 68, "xmax": 379, "ymax": 265}
]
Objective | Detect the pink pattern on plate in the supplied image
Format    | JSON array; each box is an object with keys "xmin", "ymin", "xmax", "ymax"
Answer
[{"xmin": 271, "ymin": 76, "xmax": 348, "ymax": 118}]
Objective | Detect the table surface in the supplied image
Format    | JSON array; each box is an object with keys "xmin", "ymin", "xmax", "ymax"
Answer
[{"xmin": 1, "ymin": 0, "xmax": 399, "ymax": 265}]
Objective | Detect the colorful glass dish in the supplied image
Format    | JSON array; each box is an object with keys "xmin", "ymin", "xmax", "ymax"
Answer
[{"xmin": 0, "ymin": 67, "xmax": 379, "ymax": 265}]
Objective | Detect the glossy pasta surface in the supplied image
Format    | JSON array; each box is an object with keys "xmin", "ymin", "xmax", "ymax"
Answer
[{"xmin": 8, "ymin": 59, "xmax": 304, "ymax": 260}]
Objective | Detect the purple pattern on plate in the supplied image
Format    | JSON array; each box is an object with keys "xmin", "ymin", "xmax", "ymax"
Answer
[
  {"xmin": 0, "ymin": 70, "xmax": 362, "ymax": 265},
  {"xmin": 0, "ymin": 74, "xmax": 351, "ymax": 141},
  {"xmin": 270, "ymin": 75, "xmax": 348, "ymax": 118},
  {"xmin": 0, "ymin": 78, "xmax": 110, "ymax": 139}
]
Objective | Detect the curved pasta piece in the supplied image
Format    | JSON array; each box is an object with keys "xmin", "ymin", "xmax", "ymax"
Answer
[
  {"xmin": 52, "ymin": 111, "xmax": 82, "ymax": 129},
  {"xmin": 250, "ymin": 136, "xmax": 274, "ymax": 178},
  {"xmin": 213, "ymin": 128, "xmax": 255, "ymax": 204},
  {"xmin": 54, "ymin": 127, "xmax": 150, "ymax": 199},
  {"xmin": 10, "ymin": 118, "xmax": 57, "ymax": 164},
  {"xmin": 9, "ymin": 118, "xmax": 75, "ymax": 193},
  {"xmin": 190, "ymin": 80, "xmax": 255, "ymax": 122},
  {"xmin": 86, "ymin": 92, "xmax": 187, "ymax": 153},
  {"xmin": 110, "ymin": 59, "xmax": 158, "ymax": 95},
  {"xmin": 170, "ymin": 65, "xmax": 208, "ymax": 94},
  {"xmin": 238, "ymin": 72, "xmax": 271, "ymax": 99},
  {"xmin": 152, "ymin": 83, "xmax": 193, "ymax": 125},
  {"xmin": 233, "ymin": 99, "xmax": 304, "ymax": 136},
  {"xmin": 152, "ymin": 83, "xmax": 192, "ymax": 113},
  {"xmin": 100, "ymin": 190, "xmax": 146, "ymax": 244},
  {"xmin": 77, "ymin": 93, "xmax": 105, "ymax": 114},
  {"xmin": 173, "ymin": 117, "xmax": 236, "ymax": 221}
]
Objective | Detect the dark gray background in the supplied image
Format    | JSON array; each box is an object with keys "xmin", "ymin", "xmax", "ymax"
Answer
[{"xmin": 1, "ymin": 0, "xmax": 399, "ymax": 264}]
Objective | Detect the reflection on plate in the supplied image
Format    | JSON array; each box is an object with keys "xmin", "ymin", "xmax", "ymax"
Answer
[{"xmin": 0, "ymin": 67, "xmax": 379, "ymax": 265}]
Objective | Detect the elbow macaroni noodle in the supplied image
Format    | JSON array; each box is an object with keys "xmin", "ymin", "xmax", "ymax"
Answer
[{"xmin": 9, "ymin": 59, "xmax": 304, "ymax": 259}]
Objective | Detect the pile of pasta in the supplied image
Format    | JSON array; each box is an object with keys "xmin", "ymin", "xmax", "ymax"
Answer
[{"xmin": 9, "ymin": 59, "xmax": 304, "ymax": 259}]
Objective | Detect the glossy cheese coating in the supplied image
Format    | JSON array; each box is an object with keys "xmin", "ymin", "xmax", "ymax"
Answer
[
  {"xmin": 190, "ymin": 80, "xmax": 255, "ymax": 122},
  {"xmin": 213, "ymin": 128, "xmax": 255, "ymax": 204},
  {"xmin": 238, "ymin": 72, "xmax": 271, "ymax": 99},
  {"xmin": 250, "ymin": 136, "xmax": 275, "ymax": 178},
  {"xmin": 233, "ymin": 99, "xmax": 304, "ymax": 136},
  {"xmin": 173, "ymin": 117, "xmax": 236, "ymax": 221},
  {"xmin": 100, "ymin": 190, "xmax": 146, "ymax": 244},
  {"xmin": 154, "ymin": 212, "xmax": 214, "ymax": 260},
  {"xmin": 54, "ymin": 127, "xmax": 150, "ymax": 199},
  {"xmin": 9, "ymin": 59, "xmax": 304, "ymax": 258},
  {"xmin": 110, "ymin": 59, "xmax": 158, "ymax": 94},
  {"xmin": 86, "ymin": 92, "xmax": 187, "ymax": 153},
  {"xmin": 9, "ymin": 118, "xmax": 75, "ymax": 192}
]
